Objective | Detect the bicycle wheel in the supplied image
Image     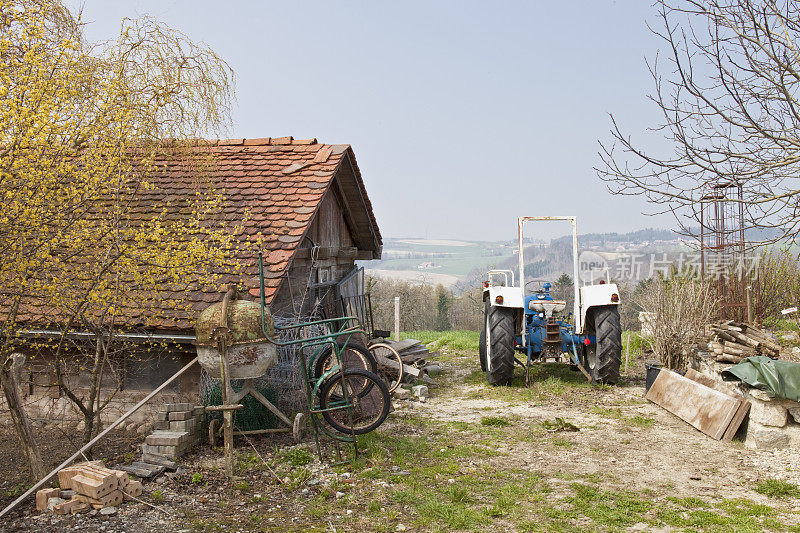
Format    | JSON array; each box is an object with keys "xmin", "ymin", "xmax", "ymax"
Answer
[
  {"xmin": 368, "ymin": 343, "xmax": 404, "ymax": 393},
  {"xmin": 312, "ymin": 342, "xmax": 377, "ymax": 381},
  {"xmin": 319, "ymin": 369, "xmax": 390, "ymax": 435}
]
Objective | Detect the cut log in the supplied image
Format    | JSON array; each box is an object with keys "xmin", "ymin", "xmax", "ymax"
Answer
[
  {"xmin": 715, "ymin": 353, "xmax": 743, "ymax": 364},
  {"xmin": 727, "ymin": 330, "xmax": 760, "ymax": 349},
  {"xmin": 722, "ymin": 344, "xmax": 752, "ymax": 357},
  {"xmin": 713, "ymin": 331, "xmax": 738, "ymax": 344},
  {"xmin": 645, "ymin": 369, "xmax": 743, "ymax": 440}
]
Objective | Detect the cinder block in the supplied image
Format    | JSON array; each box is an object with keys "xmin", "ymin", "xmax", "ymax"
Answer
[
  {"xmin": 145, "ymin": 431, "xmax": 189, "ymax": 446},
  {"xmin": 168, "ymin": 410, "xmax": 193, "ymax": 421},
  {"xmin": 141, "ymin": 453, "xmax": 178, "ymax": 470},
  {"xmin": 169, "ymin": 419, "xmax": 195, "ymax": 432},
  {"xmin": 153, "ymin": 420, "xmax": 169, "ymax": 431},
  {"xmin": 141, "ymin": 443, "xmax": 184, "ymax": 459}
]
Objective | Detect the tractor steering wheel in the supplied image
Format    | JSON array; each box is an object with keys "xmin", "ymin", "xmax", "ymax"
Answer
[{"xmin": 525, "ymin": 278, "xmax": 551, "ymax": 292}]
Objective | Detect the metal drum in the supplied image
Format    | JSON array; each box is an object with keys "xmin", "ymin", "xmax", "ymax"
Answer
[{"xmin": 195, "ymin": 298, "xmax": 277, "ymax": 379}]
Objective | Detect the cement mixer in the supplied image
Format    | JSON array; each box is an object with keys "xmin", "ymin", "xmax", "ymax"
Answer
[{"xmin": 195, "ymin": 297, "xmax": 277, "ymax": 379}]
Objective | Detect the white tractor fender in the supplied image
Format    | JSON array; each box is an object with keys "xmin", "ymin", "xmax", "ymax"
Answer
[
  {"xmin": 483, "ymin": 285, "xmax": 524, "ymax": 309},
  {"xmin": 579, "ymin": 283, "xmax": 620, "ymax": 333}
]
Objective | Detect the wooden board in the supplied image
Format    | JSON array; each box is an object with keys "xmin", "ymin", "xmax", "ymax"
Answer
[
  {"xmin": 645, "ymin": 369, "xmax": 742, "ymax": 440},
  {"xmin": 684, "ymin": 369, "xmax": 741, "ymax": 397},
  {"xmin": 684, "ymin": 368, "xmax": 751, "ymax": 441},
  {"xmin": 721, "ymin": 399, "xmax": 751, "ymax": 442}
]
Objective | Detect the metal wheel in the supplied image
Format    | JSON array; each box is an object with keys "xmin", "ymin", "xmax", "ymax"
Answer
[
  {"xmin": 208, "ymin": 418, "xmax": 219, "ymax": 447},
  {"xmin": 368, "ymin": 342, "xmax": 404, "ymax": 392},
  {"xmin": 313, "ymin": 342, "xmax": 377, "ymax": 382},
  {"xmin": 319, "ymin": 369, "xmax": 390, "ymax": 435}
]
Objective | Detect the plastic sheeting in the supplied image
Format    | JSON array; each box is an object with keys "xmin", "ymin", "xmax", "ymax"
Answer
[{"xmin": 722, "ymin": 356, "xmax": 800, "ymax": 402}]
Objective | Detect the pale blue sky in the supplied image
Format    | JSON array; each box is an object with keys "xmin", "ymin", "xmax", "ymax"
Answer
[{"xmin": 68, "ymin": 1, "xmax": 673, "ymax": 241}]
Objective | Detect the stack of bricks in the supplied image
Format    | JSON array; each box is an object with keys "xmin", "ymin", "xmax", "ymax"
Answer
[
  {"xmin": 36, "ymin": 462, "xmax": 142, "ymax": 515},
  {"xmin": 142, "ymin": 403, "xmax": 204, "ymax": 467}
]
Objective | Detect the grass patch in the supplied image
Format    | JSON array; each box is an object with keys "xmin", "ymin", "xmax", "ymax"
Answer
[
  {"xmin": 401, "ymin": 330, "xmax": 479, "ymax": 352},
  {"xmin": 755, "ymin": 478, "xmax": 800, "ymax": 498},
  {"xmin": 481, "ymin": 416, "xmax": 511, "ymax": 427}
]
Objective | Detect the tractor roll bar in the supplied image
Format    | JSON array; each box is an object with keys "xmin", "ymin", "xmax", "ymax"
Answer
[{"xmin": 517, "ymin": 216, "xmax": 581, "ymax": 346}]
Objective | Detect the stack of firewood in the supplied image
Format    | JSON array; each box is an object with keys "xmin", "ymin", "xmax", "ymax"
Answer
[
  {"xmin": 707, "ymin": 321, "xmax": 781, "ymax": 364},
  {"xmin": 36, "ymin": 462, "xmax": 142, "ymax": 515}
]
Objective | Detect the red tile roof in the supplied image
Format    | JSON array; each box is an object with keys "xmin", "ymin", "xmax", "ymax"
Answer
[
  {"xmin": 156, "ymin": 136, "xmax": 380, "ymax": 329},
  {"xmin": 15, "ymin": 137, "xmax": 381, "ymax": 332}
]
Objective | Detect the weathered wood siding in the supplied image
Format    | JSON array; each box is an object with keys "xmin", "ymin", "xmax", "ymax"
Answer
[{"xmin": 270, "ymin": 186, "xmax": 359, "ymax": 317}]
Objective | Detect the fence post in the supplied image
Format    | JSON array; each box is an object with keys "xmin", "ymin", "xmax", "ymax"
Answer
[{"xmin": 394, "ymin": 296, "xmax": 400, "ymax": 342}]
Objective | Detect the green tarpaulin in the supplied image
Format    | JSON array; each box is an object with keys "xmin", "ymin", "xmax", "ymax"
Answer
[{"xmin": 721, "ymin": 356, "xmax": 800, "ymax": 402}]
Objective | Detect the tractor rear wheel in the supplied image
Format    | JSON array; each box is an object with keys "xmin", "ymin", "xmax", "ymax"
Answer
[
  {"xmin": 479, "ymin": 329, "xmax": 487, "ymax": 372},
  {"xmin": 586, "ymin": 306, "xmax": 622, "ymax": 384},
  {"xmin": 486, "ymin": 305, "xmax": 515, "ymax": 386}
]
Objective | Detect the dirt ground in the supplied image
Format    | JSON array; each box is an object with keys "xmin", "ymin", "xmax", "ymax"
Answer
[{"xmin": 3, "ymin": 344, "xmax": 800, "ymax": 531}]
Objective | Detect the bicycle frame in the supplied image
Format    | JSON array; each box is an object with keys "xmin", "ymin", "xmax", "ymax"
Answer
[{"xmin": 257, "ymin": 252, "xmax": 371, "ymax": 460}]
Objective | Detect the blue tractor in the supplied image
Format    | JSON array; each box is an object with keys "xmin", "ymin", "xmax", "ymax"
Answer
[{"xmin": 479, "ymin": 216, "xmax": 622, "ymax": 385}]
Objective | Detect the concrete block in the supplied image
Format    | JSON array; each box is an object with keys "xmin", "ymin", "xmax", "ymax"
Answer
[
  {"xmin": 169, "ymin": 419, "xmax": 195, "ymax": 432},
  {"xmin": 140, "ymin": 453, "xmax": 178, "ymax": 470},
  {"xmin": 168, "ymin": 410, "xmax": 193, "ymax": 421},
  {"xmin": 141, "ymin": 444, "xmax": 183, "ymax": 459},
  {"xmin": 145, "ymin": 431, "xmax": 189, "ymax": 446},
  {"xmin": 411, "ymin": 385, "xmax": 429, "ymax": 400}
]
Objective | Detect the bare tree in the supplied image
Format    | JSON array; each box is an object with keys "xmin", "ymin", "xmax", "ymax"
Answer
[
  {"xmin": 597, "ymin": 0, "xmax": 800, "ymax": 244},
  {"xmin": 636, "ymin": 274, "xmax": 719, "ymax": 370}
]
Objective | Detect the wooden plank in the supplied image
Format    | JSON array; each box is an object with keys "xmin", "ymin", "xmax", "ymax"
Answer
[
  {"xmin": 684, "ymin": 369, "xmax": 752, "ymax": 442},
  {"xmin": 684, "ymin": 368, "xmax": 741, "ymax": 397},
  {"xmin": 645, "ymin": 369, "xmax": 742, "ymax": 440},
  {"xmin": 389, "ymin": 339, "xmax": 424, "ymax": 352},
  {"xmin": 722, "ymin": 399, "xmax": 751, "ymax": 442}
]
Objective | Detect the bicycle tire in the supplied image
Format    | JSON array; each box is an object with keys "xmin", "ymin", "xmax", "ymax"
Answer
[
  {"xmin": 368, "ymin": 342, "xmax": 404, "ymax": 393},
  {"xmin": 319, "ymin": 368, "xmax": 390, "ymax": 435},
  {"xmin": 312, "ymin": 341, "xmax": 377, "ymax": 382}
]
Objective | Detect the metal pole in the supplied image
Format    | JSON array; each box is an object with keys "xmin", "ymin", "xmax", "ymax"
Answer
[
  {"xmin": 518, "ymin": 217, "xmax": 526, "ymax": 346},
  {"xmin": 571, "ymin": 217, "xmax": 581, "ymax": 333},
  {"xmin": 394, "ymin": 297, "xmax": 400, "ymax": 342},
  {"xmin": 0, "ymin": 357, "xmax": 199, "ymax": 519}
]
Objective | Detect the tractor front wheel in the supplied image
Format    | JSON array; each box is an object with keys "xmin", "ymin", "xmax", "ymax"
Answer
[
  {"xmin": 585, "ymin": 306, "xmax": 622, "ymax": 384},
  {"xmin": 486, "ymin": 305, "xmax": 515, "ymax": 386}
]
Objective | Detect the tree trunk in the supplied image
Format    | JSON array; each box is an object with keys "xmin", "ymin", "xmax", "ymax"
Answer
[{"xmin": 0, "ymin": 353, "xmax": 46, "ymax": 481}]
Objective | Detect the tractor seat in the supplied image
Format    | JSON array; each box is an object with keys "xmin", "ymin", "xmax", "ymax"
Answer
[{"xmin": 529, "ymin": 300, "xmax": 566, "ymax": 318}]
